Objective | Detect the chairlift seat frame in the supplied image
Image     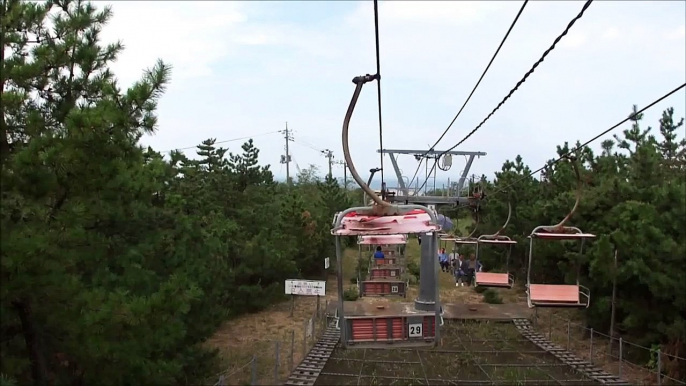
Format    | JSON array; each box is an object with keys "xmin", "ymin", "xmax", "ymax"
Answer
[
  {"xmin": 526, "ymin": 225, "xmax": 595, "ymax": 309},
  {"xmin": 332, "ymin": 204, "xmax": 442, "ymax": 348},
  {"xmin": 475, "ymin": 235, "xmax": 517, "ymax": 289}
]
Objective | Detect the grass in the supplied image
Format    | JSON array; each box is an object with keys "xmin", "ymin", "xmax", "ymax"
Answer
[
  {"xmin": 208, "ymin": 216, "xmax": 633, "ymax": 385},
  {"xmin": 315, "ymin": 321, "xmax": 599, "ymax": 385},
  {"xmin": 534, "ymin": 308, "xmax": 662, "ymax": 385}
]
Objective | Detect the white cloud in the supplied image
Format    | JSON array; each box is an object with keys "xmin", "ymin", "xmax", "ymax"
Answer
[
  {"xmin": 665, "ymin": 25, "xmax": 686, "ymax": 40},
  {"xmin": 89, "ymin": 0, "xmax": 685, "ymax": 183},
  {"xmin": 602, "ymin": 27, "xmax": 620, "ymax": 40},
  {"xmin": 100, "ymin": 2, "xmax": 247, "ymax": 88}
]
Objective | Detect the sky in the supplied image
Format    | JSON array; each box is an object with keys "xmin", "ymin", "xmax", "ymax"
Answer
[{"xmin": 99, "ymin": 1, "xmax": 686, "ymax": 188}]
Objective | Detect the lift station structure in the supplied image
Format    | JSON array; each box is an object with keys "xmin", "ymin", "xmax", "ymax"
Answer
[{"xmin": 377, "ymin": 148, "xmax": 486, "ymax": 206}]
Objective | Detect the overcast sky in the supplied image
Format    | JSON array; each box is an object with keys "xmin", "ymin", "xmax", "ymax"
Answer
[{"xmin": 100, "ymin": 1, "xmax": 685, "ymax": 186}]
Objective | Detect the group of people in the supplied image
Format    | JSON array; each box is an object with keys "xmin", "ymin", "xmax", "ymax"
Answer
[
  {"xmin": 438, "ymin": 248, "xmax": 482, "ymax": 287},
  {"xmin": 373, "ymin": 245, "xmax": 482, "ymax": 287}
]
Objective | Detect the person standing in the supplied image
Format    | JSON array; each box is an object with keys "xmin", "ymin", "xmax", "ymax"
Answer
[{"xmin": 455, "ymin": 254, "xmax": 467, "ymax": 286}]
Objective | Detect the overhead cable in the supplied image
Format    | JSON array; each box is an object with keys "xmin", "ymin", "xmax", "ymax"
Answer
[
  {"xmin": 373, "ymin": 0, "xmax": 385, "ymax": 188},
  {"xmin": 437, "ymin": 0, "xmax": 593, "ymax": 159},
  {"xmin": 490, "ymin": 82, "xmax": 686, "ymax": 197},
  {"xmin": 423, "ymin": 0, "xmax": 529, "ymax": 157}
]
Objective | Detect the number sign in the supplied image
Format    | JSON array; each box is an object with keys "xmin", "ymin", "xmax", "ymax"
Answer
[
  {"xmin": 391, "ymin": 285, "xmax": 399, "ymax": 293},
  {"xmin": 408, "ymin": 323, "xmax": 423, "ymax": 338},
  {"xmin": 390, "ymin": 270, "xmax": 396, "ymax": 277}
]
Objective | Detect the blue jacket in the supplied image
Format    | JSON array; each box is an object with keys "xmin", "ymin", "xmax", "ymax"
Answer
[
  {"xmin": 373, "ymin": 251, "xmax": 385, "ymax": 259},
  {"xmin": 438, "ymin": 253, "xmax": 448, "ymax": 263}
]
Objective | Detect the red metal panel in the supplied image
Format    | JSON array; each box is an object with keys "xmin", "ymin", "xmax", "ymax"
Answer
[
  {"xmin": 422, "ymin": 316, "xmax": 436, "ymax": 338},
  {"xmin": 373, "ymin": 258, "xmax": 396, "ymax": 266},
  {"xmin": 351, "ymin": 319, "xmax": 374, "ymax": 341},
  {"xmin": 370, "ymin": 268, "xmax": 401, "ymax": 279},
  {"xmin": 391, "ymin": 318, "xmax": 403, "ymax": 339},
  {"xmin": 350, "ymin": 317, "xmax": 403, "ymax": 342},
  {"xmin": 361, "ymin": 281, "xmax": 405, "ymax": 296}
]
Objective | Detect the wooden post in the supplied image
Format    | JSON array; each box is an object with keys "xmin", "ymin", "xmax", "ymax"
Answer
[
  {"xmin": 290, "ymin": 294, "xmax": 295, "ymax": 317},
  {"xmin": 609, "ymin": 249, "xmax": 618, "ymax": 353},
  {"xmin": 274, "ymin": 341, "xmax": 280, "ymax": 384},
  {"xmin": 289, "ymin": 330, "xmax": 294, "ymax": 370}
]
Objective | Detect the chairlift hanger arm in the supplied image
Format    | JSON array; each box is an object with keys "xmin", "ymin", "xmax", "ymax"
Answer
[
  {"xmin": 535, "ymin": 155, "xmax": 582, "ymax": 234},
  {"xmin": 481, "ymin": 201, "xmax": 512, "ymax": 239},
  {"xmin": 343, "ymin": 74, "xmax": 394, "ymax": 212}
]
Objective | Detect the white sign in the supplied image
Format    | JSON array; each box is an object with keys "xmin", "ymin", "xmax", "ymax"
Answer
[
  {"xmin": 325, "ymin": 257, "xmax": 330, "ymax": 269},
  {"xmin": 390, "ymin": 271, "xmax": 396, "ymax": 277},
  {"xmin": 285, "ymin": 279, "xmax": 326, "ymax": 296},
  {"xmin": 408, "ymin": 323, "xmax": 423, "ymax": 338},
  {"xmin": 391, "ymin": 285, "xmax": 399, "ymax": 293}
]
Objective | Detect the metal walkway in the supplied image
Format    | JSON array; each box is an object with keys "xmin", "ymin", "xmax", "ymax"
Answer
[
  {"xmin": 513, "ymin": 318, "xmax": 631, "ymax": 386},
  {"xmin": 284, "ymin": 321, "xmax": 339, "ymax": 386}
]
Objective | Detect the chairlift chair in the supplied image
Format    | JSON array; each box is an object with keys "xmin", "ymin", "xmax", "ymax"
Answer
[
  {"xmin": 475, "ymin": 202, "xmax": 517, "ymax": 289},
  {"xmin": 526, "ymin": 157, "xmax": 595, "ymax": 308},
  {"xmin": 475, "ymin": 236, "xmax": 516, "ymax": 289},
  {"xmin": 334, "ymin": 73, "xmax": 445, "ymax": 347}
]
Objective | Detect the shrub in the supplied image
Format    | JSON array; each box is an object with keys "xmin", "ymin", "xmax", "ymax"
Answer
[
  {"xmin": 482, "ymin": 289, "xmax": 503, "ymax": 304},
  {"xmin": 343, "ymin": 287, "xmax": 359, "ymax": 301}
]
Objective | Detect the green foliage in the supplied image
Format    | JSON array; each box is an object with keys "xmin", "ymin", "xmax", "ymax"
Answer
[
  {"xmin": 482, "ymin": 289, "xmax": 503, "ymax": 304},
  {"xmin": 343, "ymin": 288, "xmax": 360, "ymax": 301},
  {"xmin": 407, "ymin": 260, "xmax": 421, "ymax": 278},
  {"xmin": 0, "ymin": 2, "xmax": 348, "ymax": 384},
  {"xmin": 474, "ymin": 286, "xmax": 488, "ymax": 294},
  {"xmin": 478, "ymin": 104, "xmax": 685, "ymax": 371}
]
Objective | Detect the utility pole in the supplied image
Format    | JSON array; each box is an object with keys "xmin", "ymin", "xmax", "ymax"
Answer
[
  {"xmin": 335, "ymin": 160, "xmax": 348, "ymax": 188},
  {"xmin": 323, "ymin": 149, "xmax": 334, "ymax": 179},
  {"xmin": 280, "ymin": 122, "xmax": 293, "ymax": 184}
]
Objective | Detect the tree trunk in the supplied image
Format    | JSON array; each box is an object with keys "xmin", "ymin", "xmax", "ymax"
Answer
[{"xmin": 12, "ymin": 299, "xmax": 48, "ymax": 386}]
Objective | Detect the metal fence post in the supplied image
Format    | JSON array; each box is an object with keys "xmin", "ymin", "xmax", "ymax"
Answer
[
  {"xmin": 251, "ymin": 355, "xmax": 257, "ymax": 386},
  {"xmin": 290, "ymin": 330, "xmax": 295, "ymax": 370},
  {"xmin": 589, "ymin": 328, "xmax": 594, "ymax": 364},
  {"xmin": 548, "ymin": 312, "xmax": 552, "ymax": 340},
  {"xmin": 657, "ymin": 349, "xmax": 661, "ymax": 386},
  {"xmin": 274, "ymin": 340, "xmax": 280, "ymax": 384},
  {"xmin": 567, "ymin": 320, "xmax": 571, "ymax": 350},
  {"xmin": 619, "ymin": 338, "xmax": 623, "ymax": 379},
  {"xmin": 303, "ymin": 320, "xmax": 307, "ymax": 358}
]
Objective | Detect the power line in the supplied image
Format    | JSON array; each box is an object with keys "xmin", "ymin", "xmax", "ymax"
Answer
[
  {"xmin": 373, "ymin": 0, "xmax": 385, "ymax": 188},
  {"xmin": 161, "ymin": 131, "xmax": 280, "ymax": 153},
  {"xmin": 423, "ymin": 0, "xmax": 529, "ymax": 157},
  {"xmin": 490, "ymin": 82, "xmax": 686, "ymax": 197},
  {"xmin": 291, "ymin": 137, "xmax": 325, "ymax": 154},
  {"xmin": 438, "ymin": 0, "xmax": 594, "ymax": 159}
]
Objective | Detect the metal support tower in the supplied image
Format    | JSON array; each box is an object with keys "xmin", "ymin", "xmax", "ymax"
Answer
[{"xmin": 378, "ymin": 149, "xmax": 486, "ymax": 205}]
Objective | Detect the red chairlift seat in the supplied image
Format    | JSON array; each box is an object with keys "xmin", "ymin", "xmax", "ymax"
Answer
[
  {"xmin": 475, "ymin": 237, "xmax": 517, "ymax": 289},
  {"xmin": 526, "ymin": 227, "xmax": 595, "ymax": 309},
  {"xmin": 528, "ymin": 284, "xmax": 590, "ymax": 308},
  {"xmin": 475, "ymin": 272, "xmax": 511, "ymax": 287}
]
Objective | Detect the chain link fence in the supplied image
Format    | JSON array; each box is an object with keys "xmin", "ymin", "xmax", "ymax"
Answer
[
  {"xmin": 533, "ymin": 309, "xmax": 685, "ymax": 385},
  {"xmin": 211, "ymin": 300, "xmax": 330, "ymax": 386}
]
